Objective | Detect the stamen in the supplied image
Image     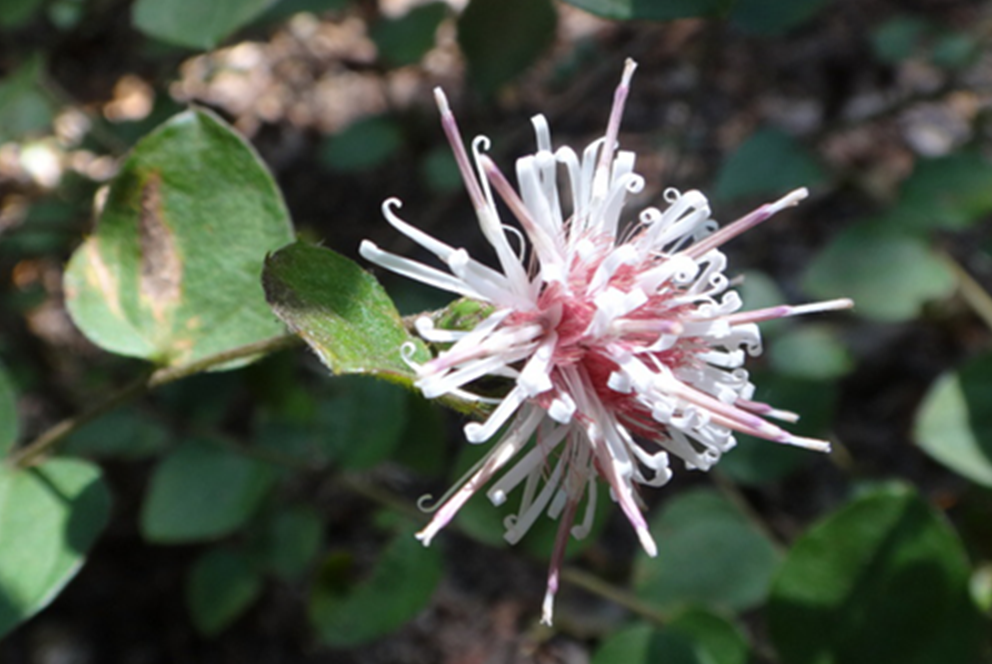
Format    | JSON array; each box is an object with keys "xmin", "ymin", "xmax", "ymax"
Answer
[
  {"xmin": 590, "ymin": 58, "xmax": 637, "ymax": 209},
  {"xmin": 722, "ymin": 297, "xmax": 855, "ymax": 325},
  {"xmin": 359, "ymin": 241, "xmax": 482, "ymax": 299},
  {"xmin": 684, "ymin": 187, "xmax": 808, "ymax": 259},
  {"xmin": 434, "ymin": 88, "xmax": 488, "ymax": 213},
  {"xmin": 480, "ymin": 155, "xmax": 565, "ymax": 282}
]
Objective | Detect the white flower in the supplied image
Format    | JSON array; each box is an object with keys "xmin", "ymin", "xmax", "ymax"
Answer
[{"xmin": 360, "ymin": 58, "xmax": 852, "ymax": 625}]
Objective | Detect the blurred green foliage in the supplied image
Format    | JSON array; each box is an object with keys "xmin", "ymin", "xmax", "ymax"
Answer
[
  {"xmin": 320, "ymin": 116, "xmax": 404, "ymax": 173},
  {"xmin": 0, "ymin": 459, "xmax": 110, "ymax": 638},
  {"xmin": 0, "ymin": 57, "xmax": 53, "ymax": 144},
  {"xmin": 915, "ymin": 352, "xmax": 992, "ymax": 488},
  {"xmin": 715, "ymin": 127, "xmax": 826, "ymax": 201},
  {"xmin": 768, "ymin": 485, "xmax": 984, "ymax": 664},
  {"xmin": 186, "ymin": 547, "xmax": 264, "ymax": 636},
  {"xmin": 371, "ymin": 2, "xmax": 448, "ymax": 68},
  {"xmin": 563, "ymin": 0, "xmax": 735, "ymax": 21},
  {"xmin": 458, "ymin": 0, "xmax": 557, "ymax": 95},
  {"xmin": 592, "ymin": 610, "xmax": 749, "ymax": 664},
  {"xmin": 132, "ymin": 0, "xmax": 278, "ymax": 50},
  {"xmin": 141, "ymin": 440, "xmax": 277, "ymax": 542},
  {"xmin": 0, "ymin": 362, "xmax": 17, "ymax": 456},
  {"xmin": 634, "ymin": 489, "xmax": 780, "ymax": 613},
  {"xmin": 309, "ymin": 527, "xmax": 443, "ymax": 646}
]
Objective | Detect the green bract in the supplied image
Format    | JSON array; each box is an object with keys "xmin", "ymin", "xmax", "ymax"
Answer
[{"xmin": 262, "ymin": 241, "xmax": 430, "ymax": 384}]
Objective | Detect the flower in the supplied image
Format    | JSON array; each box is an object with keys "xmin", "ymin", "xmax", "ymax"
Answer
[{"xmin": 359, "ymin": 59, "xmax": 852, "ymax": 625}]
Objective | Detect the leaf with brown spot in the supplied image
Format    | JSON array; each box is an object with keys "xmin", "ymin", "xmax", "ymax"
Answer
[
  {"xmin": 65, "ymin": 109, "xmax": 294, "ymax": 367},
  {"xmin": 138, "ymin": 172, "xmax": 183, "ymax": 322}
]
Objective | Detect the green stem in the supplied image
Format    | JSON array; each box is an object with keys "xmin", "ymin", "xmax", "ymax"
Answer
[
  {"xmin": 340, "ymin": 473, "xmax": 669, "ymax": 629},
  {"xmin": 711, "ymin": 470, "xmax": 786, "ymax": 554},
  {"xmin": 559, "ymin": 566, "xmax": 670, "ymax": 626},
  {"xmin": 7, "ymin": 334, "xmax": 302, "ymax": 469},
  {"xmin": 944, "ymin": 250, "xmax": 992, "ymax": 333}
]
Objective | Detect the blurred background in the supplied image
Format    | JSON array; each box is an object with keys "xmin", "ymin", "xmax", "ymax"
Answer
[{"xmin": 1, "ymin": 0, "xmax": 992, "ymax": 662}]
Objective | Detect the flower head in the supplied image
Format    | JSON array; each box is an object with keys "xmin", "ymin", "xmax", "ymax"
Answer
[{"xmin": 360, "ymin": 59, "xmax": 852, "ymax": 625}]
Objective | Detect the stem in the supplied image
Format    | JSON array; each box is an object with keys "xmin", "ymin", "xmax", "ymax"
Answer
[
  {"xmin": 8, "ymin": 334, "xmax": 302, "ymax": 469},
  {"xmin": 943, "ymin": 251, "xmax": 992, "ymax": 333},
  {"xmin": 341, "ymin": 473, "xmax": 670, "ymax": 629},
  {"xmin": 340, "ymin": 474, "xmax": 426, "ymax": 521},
  {"xmin": 711, "ymin": 471, "xmax": 786, "ymax": 553},
  {"xmin": 558, "ymin": 566, "xmax": 670, "ymax": 626}
]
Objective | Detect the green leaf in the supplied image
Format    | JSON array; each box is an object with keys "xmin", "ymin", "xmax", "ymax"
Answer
[
  {"xmin": 391, "ymin": 394, "xmax": 446, "ymax": 477},
  {"xmin": 132, "ymin": 0, "xmax": 276, "ymax": 50},
  {"xmin": 257, "ymin": 505, "xmax": 323, "ymax": 581},
  {"xmin": 714, "ymin": 127, "xmax": 826, "ymax": 201},
  {"xmin": 64, "ymin": 109, "xmax": 295, "ymax": 367},
  {"xmin": 309, "ymin": 530, "xmax": 442, "ymax": 646},
  {"xmin": 262, "ymin": 241, "xmax": 429, "ymax": 385},
  {"xmin": 47, "ymin": 0, "xmax": 86, "ymax": 30},
  {"xmin": 890, "ymin": 150, "xmax": 992, "ymax": 231},
  {"xmin": 870, "ymin": 18, "xmax": 979, "ymax": 71},
  {"xmin": 0, "ymin": 361, "xmax": 18, "ymax": 456},
  {"xmin": 768, "ymin": 325, "xmax": 853, "ymax": 380},
  {"xmin": 420, "ymin": 146, "xmax": 462, "ymax": 194},
  {"xmin": 562, "ymin": 0, "xmax": 734, "ymax": 20},
  {"xmin": 729, "ymin": 0, "xmax": 832, "ymax": 36},
  {"xmin": 592, "ymin": 610, "xmax": 749, "ymax": 664},
  {"xmin": 720, "ymin": 374, "xmax": 835, "ymax": 486},
  {"xmin": 0, "ymin": 57, "xmax": 54, "ymax": 143},
  {"xmin": 62, "ymin": 409, "xmax": 168, "ymax": 460},
  {"xmin": 768, "ymin": 485, "xmax": 984, "ymax": 664},
  {"xmin": 371, "ymin": 2, "xmax": 447, "ymax": 68},
  {"xmin": 0, "ymin": 459, "xmax": 111, "ymax": 638},
  {"xmin": 667, "ymin": 608, "xmax": 750, "ymax": 664},
  {"xmin": 871, "ymin": 16, "xmax": 929, "ymax": 64},
  {"xmin": 320, "ymin": 116, "xmax": 404, "ymax": 174},
  {"xmin": 634, "ymin": 488, "xmax": 780, "ymax": 612},
  {"xmin": 141, "ymin": 440, "xmax": 276, "ymax": 543},
  {"xmin": 802, "ymin": 222, "xmax": 954, "ymax": 322},
  {"xmin": 317, "ymin": 375, "xmax": 408, "ymax": 470},
  {"xmin": 458, "ymin": 0, "xmax": 557, "ymax": 96},
  {"xmin": 255, "ymin": 0, "xmax": 348, "ymax": 25},
  {"xmin": 592, "ymin": 624, "xmax": 698, "ymax": 664},
  {"xmin": 971, "ymin": 564, "xmax": 992, "ymax": 615},
  {"xmin": 914, "ymin": 353, "xmax": 992, "ymax": 487},
  {"xmin": 186, "ymin": 547, "xmax": 262, "ymax": 636},
  {"xmin": 930, "ymin": 33, "xmax": 979, "ymax": 70},
  {"xmin": 0, "ymin": 0, "xmax": 45, "ymax": 27}
]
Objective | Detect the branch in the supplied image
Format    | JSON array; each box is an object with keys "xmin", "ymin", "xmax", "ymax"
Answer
[{"xmin": 7, "ymin": 333, "xmax": 302, "ymax": 469}]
